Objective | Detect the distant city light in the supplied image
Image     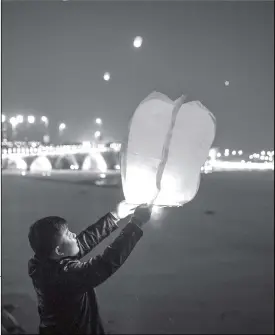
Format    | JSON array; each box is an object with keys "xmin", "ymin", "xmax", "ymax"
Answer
[
  {"xmin": 16, "ymin": 115, "xmax": 24, "ymax": 123},
  {"xmin": 238, "ymin": 150, "xmax": 243, "ymax": 155},
  {"xmin": 41, "ymin": 116, "xmax": 48, "ymax": 124},
  {"xmin": 28, "ymin": 115, "xmax": 35, "ymax": 124},
  {"xmin": 94, "ymin": 131, "xmax": 101, "ymax": 139},
  {"xmin": 10, "ymin": 117, "xmax": 18, "ymax": 127},
  {"xmin": 261, "ymin": 151, "xmax": 266, "ymax": 156},
  {"xmin": 224, "ymin": 149, "xmax": 229, "ymax": 157},
  {"xmin": 95, "ymin": 118, "xmax": 102, "ymax": 125},
  {"xmin": 103, "ymin": 72, "xmax": 110, "ymax": 81},
  {"xmin": 224, "ymin": 81, "xmax": 230, "ymax": 86},
  {"xmin": 2, "ymin": 115, "xmax": 6, "ymax": 122},
  {"xmin": 217, "ymin": 153, "xmax": 221, "ymax": 158},
  {"xmin": 133, "ymin": 36, "xmax": 143, "ymax": 48},
  {"xmin": 232, "ymin": 150, "xmax": 236, "ymax": 155},
  {"xmin": 59, "ymin": 123, "xmax": 66, "ymax": 131}
]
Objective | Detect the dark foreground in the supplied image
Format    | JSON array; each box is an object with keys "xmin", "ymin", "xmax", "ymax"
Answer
[{"xmin": 1, "ymin": 171, "xmax": 274, "ymax": 334}]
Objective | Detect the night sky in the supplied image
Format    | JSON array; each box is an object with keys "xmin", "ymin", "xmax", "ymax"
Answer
[{"xmin": 2, "ymin": 1, "xmax": 274, "ymax": 150}]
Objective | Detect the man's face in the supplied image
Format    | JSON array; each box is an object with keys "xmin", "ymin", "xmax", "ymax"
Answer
[{"xmin": 58, "ymin": 227, "xmax": 79, "ymax": 257}]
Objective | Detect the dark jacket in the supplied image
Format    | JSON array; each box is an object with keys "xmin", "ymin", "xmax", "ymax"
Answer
[{"xmin": 28, "ymin": 213, "xmax": 143, "ymax": 334}]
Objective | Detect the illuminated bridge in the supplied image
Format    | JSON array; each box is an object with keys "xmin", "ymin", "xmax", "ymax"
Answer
[{"xmin": 1, "ymin": 143, "xmax": 121, "ymax": 173}]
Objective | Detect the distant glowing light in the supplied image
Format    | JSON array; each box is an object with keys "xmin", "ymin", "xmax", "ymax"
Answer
[
  {"xmin": 10, "ymin": 117, "xmax": 18, "ymax": 127},
  {"xmin": 238, "ymin": 150, "xmax": 243, "ymax": 155},
  {"xmin": 99, "ymin": 173, "xmax": 106, "ymax": 179},
  {"xmin": 21, "ymin": 171, "xmax": 26, "ymax": 176},
  {"xmin": 260, "ymin": 156, "xmax": 265, "ymax": 161},
  {"xmin": 249, "ymin": 155, "xmax": 253, "ymax": 159},
  {"xmin": 133, "ymin": 36, "xmax": 143, "ymax": 48},
  {"xmin": 41, "ymin": 116, "xmax": 48, "ymax": 124},
  {"xmin": 94, "ymin": 131, "xmax": 101, "ymax": 139},
  {"xmin": 16, "ymin": 115, "xmax": 23, "ymax": 123},
  {"xmin": 261, "ymin": 151, "xmax": 266, "ymax": 156},
  {"xmin": 103, "ymin": 72, "xmax": 110, "ymax": 81},
  {"xmin": 114, "ymin": 164, "xmax": 120, "ymax": 170},
  {"xmin": 95, "ymin": 118, "xmax": 102, "ymax": 125},
  {"xmin": 232, "ymin": 150, "xmax": 236, "ymax": 155},
  {"xmin": 209, "ymin": 148, "xmax": 217, "ymax": 159},
  {"xmin": 224, "ymin": 81, "xmax": 230, "ymax": 86},
  {"xmin": 2, "ymin": 114, "xmax": 6, "ymax": 122},
  {"xmin": 59, "ymin": 123, "xmax": 66, "ymax": 131},
  {"xmin": 28, "ymin": 115, "xmax": 35, "ymax": 124},
  {"xmin": 224, "ymin": 149, "xmax": 229, "ymax": 157},
  {"xmin": 217, "ymin": 153, "xmax": 221, "ymax": 158}
]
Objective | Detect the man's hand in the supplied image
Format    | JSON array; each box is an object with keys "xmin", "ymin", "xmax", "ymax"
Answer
[
  {"xmin": 131, "ymin": 204, "xmax": 152, "ymax": 227},
  {"xmin": 111, "ymin": 201, "xmax": 137, "ymax": 220}
]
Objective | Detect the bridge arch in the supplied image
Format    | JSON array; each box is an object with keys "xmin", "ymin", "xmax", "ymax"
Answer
[
  {"xmin": 30, "ymin": 156, "xmax": 52, "ymax": 172},
  {"xmin": 2, "ymin": 157, "xmax": 27, "ymax": 170},
  {"xmin": 54, "ymin": 154, "xmax": 79, "ymax": 170},
  {"xmin": 82, "ymin": 153, "xmax": 107, "ymax": 172}
]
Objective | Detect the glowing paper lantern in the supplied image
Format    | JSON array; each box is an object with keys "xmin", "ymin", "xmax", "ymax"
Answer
[{"xmin": 121, "ymin": 92, "xmax": 216, "ymax": 206}]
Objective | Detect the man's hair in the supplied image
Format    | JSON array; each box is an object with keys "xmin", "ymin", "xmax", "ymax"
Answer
[{"xmin": 28, "ymin": 216, "xmax": 68, "ymax": 259}]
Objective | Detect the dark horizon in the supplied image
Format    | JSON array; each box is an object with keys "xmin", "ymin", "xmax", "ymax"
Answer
[{"xmin": 2, "ymin": 1, "xmax": 274, "ymax": 150}]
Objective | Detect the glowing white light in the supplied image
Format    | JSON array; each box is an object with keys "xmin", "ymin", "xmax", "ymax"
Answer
[
  {"xmin": 99, "ymin": 173, "xmax": 106, "ymax": 179},
  {"xmin": 2, "ymin": 114, "xmax": 6, "ymax": 122},
  {"xmin": 59, "ymin": 123, "xmax": 66, "ymax": 131},
  {"xmin": 114, "ymin": 164, "xmax": 120, "ymax": 170},
  {"xmin": 249, "ymin": 155, "xmax": 253, "ymax": 159},
  {"xmin": 10, "ymin": 117, "xmax": 18, "ymax": 127},
  {"xmin": 94, "ymin": 131, "xmax": 101, "ymax": 139},
  {"xmin": 133, "ymin": 36, "xmax": 143, "ymax": 48},
  {"xmin": 232, "ymin": 150, "xmax": 236, "ymax": 155},
  {"xmin": 41, "ymin": 116, "xmax": 48, "ymax": 125},
  {"xmin": 261, "ymin": 151, "xmax": 265, "ymax": 156},
  {"xmin": 224, "ymin": 149, "xmax": 229, "ymax": 157},
  {"xmin": 103, "ymin": 72, "xmax": 110, "ymax": 81},
  {"xmin": 269, "ymin": 157, "xmax": 273, "ymax": 162},
  {"xmin": 238, "ymin": 150, "xmax": 243, "ymax": 155},
  {"xmin": 224, "ymin": 81, "xmax": 230, "ymax": 86},
  {"xmin": 209, "ymin": 148, "xmax": 216, "ymax": 159},
  {"xmin": 217, "ymin": 153, "xmax": 221, "ymax": 158},
  {"xmin": 28, "ymin": 115, "xmax": 35, "ymax": 124},
  {"xmin": 16, "ymin": 115, "xmax": 23, "ymax": 123},
  {"xmin": 260, "ymin": 156, "xmax": 265, "ymax": 161},
  {"xmin": 95, "ymin": 118, "xmax": 102, "ymax": 125},
  {"xmin": 21, "ymin": 171, "xmax": 26, "ymax": 176}
]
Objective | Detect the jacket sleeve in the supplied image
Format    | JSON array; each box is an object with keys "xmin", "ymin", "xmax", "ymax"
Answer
[
  {"xmin": 76, "ymin": 212, "xmax": 120, "ymax": 259},
  {"xmin": 61, "ymin": 221, "xmax": 143, "ymax": 293}
]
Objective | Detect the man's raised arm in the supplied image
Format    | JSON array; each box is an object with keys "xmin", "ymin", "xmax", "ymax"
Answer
[{"xmin": 76, "ymin": 201, "xmax": 136, "ymax": 258}]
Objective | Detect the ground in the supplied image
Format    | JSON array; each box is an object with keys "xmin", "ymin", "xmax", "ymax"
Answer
[{"xmin": 1, "ymin": 171, "xmax": 274, "ymax": 334}]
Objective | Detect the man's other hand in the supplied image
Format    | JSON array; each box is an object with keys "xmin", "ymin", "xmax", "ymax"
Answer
[
  {"xmin": 111, "ymin": 201, "xmax": 137, "ymax": 220},
  {"xmin": 132, "ymin": 204, "xmax": 152, "ymax": 226}
]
